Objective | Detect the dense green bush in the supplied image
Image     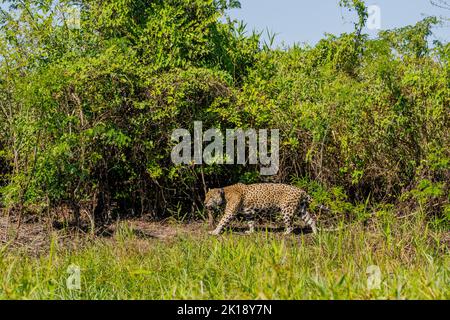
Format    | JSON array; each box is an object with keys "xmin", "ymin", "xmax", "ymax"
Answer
[
  {"xmin": 233, "ymin": 32, "xmax": 449, "ymax": 200},
  {"xmin": 0, "ymin": 0, "xmax": 448, "ymax": 224}
]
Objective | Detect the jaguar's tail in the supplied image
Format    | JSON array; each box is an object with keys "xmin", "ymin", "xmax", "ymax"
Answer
[
  {"xmin": 301, "ymin": 194, "xmax": 338, "ymax": 234},
  {"xmin": 304, "ymin": 194, "xmax": 330, "ymax": 212}
]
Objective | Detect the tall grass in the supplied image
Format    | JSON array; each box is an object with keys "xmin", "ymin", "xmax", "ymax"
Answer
[{"xmin": 0, "ymin": 213, "xmax": 448, "ymax": 300}]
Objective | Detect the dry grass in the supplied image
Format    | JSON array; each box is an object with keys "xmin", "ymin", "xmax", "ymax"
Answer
[{"xmin": 0, "ymin": 211, "xmax": 448, "ymax": 300}]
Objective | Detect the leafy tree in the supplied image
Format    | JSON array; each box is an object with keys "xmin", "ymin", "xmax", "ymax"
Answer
[{"xmin": 0, "ymin": 0, "xmax": 448, "ymax": 227}]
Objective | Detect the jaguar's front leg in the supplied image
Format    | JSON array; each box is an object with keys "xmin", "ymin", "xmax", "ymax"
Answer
[{"xmin": 209, "ymin": 197, "xmax": 241, "ymax": 235}]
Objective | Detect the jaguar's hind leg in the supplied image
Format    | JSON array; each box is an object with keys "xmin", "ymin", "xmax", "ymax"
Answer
[
  {"xmin": 243, "ymin": 208, "xmax": 256, "ymax": 234},
  {"xmin": 246, "ymin": 220, "xmax": 255, "ymax": 234},
  {"xmin": 299, "ymin": 202, "xmax": 317, "ymax": 234},
  {"xmin": 280, "ymin": 205, "xmax": 295, "ymax": 235}
]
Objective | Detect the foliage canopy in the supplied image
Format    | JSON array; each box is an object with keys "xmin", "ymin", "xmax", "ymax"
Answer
[{"xmin": 0, "ymin": 0, "xmax": 448, "ymax": 224}]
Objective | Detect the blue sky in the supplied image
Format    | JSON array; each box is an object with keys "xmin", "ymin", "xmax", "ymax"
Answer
[
  {"xmin": 1, "ymin": 0, "xmax": 448, "ymax": 47},
  {"xmin": 226, "ymin": 0, "xmax": 450, "ymax": 47}
]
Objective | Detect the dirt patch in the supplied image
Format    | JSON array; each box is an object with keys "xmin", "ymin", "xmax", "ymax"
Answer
[
  {"xmin": 0, "ymin": 213, "xmax": 213, "ymax": 255},
  {"xmin": 0, "ymin": 212, "xmax": 315, "ymax": 255},
  {"xmin": 0, "ymin": 215, "xmax": 85, "ymax": 255},
  {"xmin": 108, "ymin": 218, "xmax": 209, "ymax": 240}
]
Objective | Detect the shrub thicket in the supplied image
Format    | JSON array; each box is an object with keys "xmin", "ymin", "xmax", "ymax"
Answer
[{"xmin": 0, "ymin": 0, "xmax": 448, "ymax": 224}]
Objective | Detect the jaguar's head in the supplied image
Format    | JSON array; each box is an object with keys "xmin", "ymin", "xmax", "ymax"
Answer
[{"xmin": 204, "ymin": 188, "xmax": 225, "ymax": 211}]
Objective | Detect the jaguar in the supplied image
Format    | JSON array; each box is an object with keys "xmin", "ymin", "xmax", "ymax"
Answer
[{"xmin": 204, "ymin": 183, "xmax": 329, "ymax": 235}]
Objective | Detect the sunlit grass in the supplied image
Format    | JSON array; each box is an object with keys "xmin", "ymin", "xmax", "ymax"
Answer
[{"xmin": 0, "ymin": 213, "xmax": 448, "ymax": 300}]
